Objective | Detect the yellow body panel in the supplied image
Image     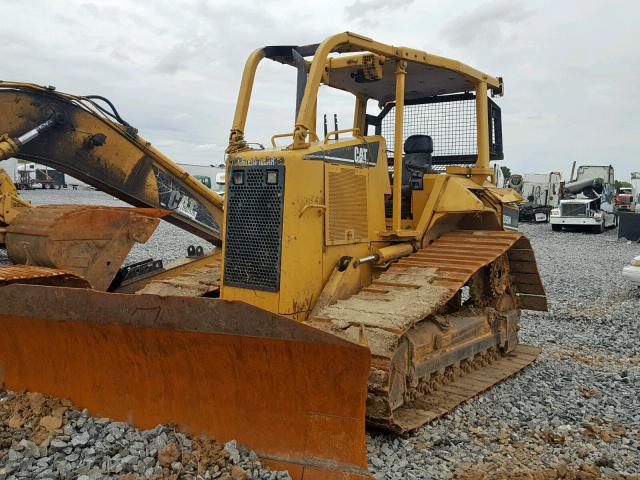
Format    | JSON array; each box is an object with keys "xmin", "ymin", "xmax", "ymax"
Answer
[
  {"xmin": 219, "ymin": 134, "xmax": 511, "ymax": 319},
  {"xmin": 0, "ymin": 168, "xmax": 31, "ymax": 227},
  {"xmin": 221, "ymin": 140, "xmax": 384, "ymax": 319}
]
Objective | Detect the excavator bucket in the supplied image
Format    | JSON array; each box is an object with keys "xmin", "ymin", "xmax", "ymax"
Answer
[
  {"xmin": 5, "ymin": 205, "xmax": 165, "ymax": 290},
  {"xmin": 0, "ymin": 284, "xmax": 372, "ymax": 480}
]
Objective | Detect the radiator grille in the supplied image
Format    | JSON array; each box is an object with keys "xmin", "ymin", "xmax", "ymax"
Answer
[
  {"xmin": 326, "ymin": 166, "xmax": 368, "ymax": 245},
  {"xmin": 560, "ymin": 202, "xmax": 587, "ymax": 217},
  {"xmin": 224, "ymin": 165, "xmax": 284, "ymax": 291}
]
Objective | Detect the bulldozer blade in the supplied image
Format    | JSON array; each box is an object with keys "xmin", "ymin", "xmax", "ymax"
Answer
[
  {"xmin": 5, "ymin": 205, "xmax": 166, "ymax": 290},
  {"xmin": 0, "ymin": 284, "xmax": 372, "ymax": 480}
]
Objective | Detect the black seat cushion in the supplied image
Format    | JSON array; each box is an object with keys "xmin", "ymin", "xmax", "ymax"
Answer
[{"xmin": 404, "ymin": 135, "xmax": 433, "ymax": 154}]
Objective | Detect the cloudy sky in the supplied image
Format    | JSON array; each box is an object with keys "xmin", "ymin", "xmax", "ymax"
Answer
[{"xmin": 3, "ymin": 0, "xmax": 638, "ymax": 180}]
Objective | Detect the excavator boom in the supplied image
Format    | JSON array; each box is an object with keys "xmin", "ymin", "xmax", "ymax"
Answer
[{"xmin": 0, "ymin": 82, "xmax": 224, "ymax": 244}]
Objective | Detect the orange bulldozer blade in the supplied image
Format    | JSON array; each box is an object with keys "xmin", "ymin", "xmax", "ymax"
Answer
[
  {"xmin": 4, "ymin": 205, "xmax": 165, "ymax": 290},
  {"xmin": 0, "ymin": 284, "xmax": 372, "ymax": 479}
]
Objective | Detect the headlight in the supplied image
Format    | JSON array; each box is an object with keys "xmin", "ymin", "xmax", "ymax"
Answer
[
  {"xmin": 594, "ymin": 212, "xmax": 602, "ymax": 219},
  {"xmin": 551, "ymin": 209, "xmax": 560, "ymax": 216},
  {"xmin": 232, "ymin": 170, "xmax": 244, "ymax": 185},
  {"xmin": 265, "ymin": 170, "xmax": 278, "ymax": 185},
  {"xmin": 634, "ymin": 256, "xmax": 640, "ymax": 267}
]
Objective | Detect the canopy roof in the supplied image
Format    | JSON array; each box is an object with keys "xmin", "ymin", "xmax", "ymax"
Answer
[
  {"xmin": 262, "ymin": 35, "xmax": 502, "ymax": 104},
  {"xmin": 326, "ymin": 56, "xmax": 478, "ymax": 103},
  {"xmin": 228, "ymin": 33, "xmax": 503, "ymax": 151}
]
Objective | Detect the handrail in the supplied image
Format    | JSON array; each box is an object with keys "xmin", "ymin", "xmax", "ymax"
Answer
[
  {"xmin": 271, "ymin": 132, "xmax": 295, "ymax": 148},
  {"xmin": 323, "ymin": 128, "xmax": 361, "ymax": 144},
  {"xmin": 228, "ymin": 32, "xmax": 502, "ymax": 152},
  {"xmin": 271, "ymin": 131, "xmax": 320, "ymax": 148}
]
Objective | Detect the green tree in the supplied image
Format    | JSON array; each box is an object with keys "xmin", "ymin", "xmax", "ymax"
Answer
[
  {"xmin": 500, "ymin": 166, "xmax": 511, "ymax": 182},
  {"xmin": 615, "ymin": 180, "xmax": 632, "ymax": 191}
]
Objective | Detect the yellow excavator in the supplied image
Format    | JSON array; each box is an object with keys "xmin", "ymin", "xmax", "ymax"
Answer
[{"xmin": 0, "ymin": 33, "xmax": 546, "ymax": 479}]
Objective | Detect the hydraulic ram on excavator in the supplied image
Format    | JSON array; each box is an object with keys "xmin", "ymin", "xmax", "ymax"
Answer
[{"xmin": 0, "ymin": 32, "xmax": 547, "ymax": 480}]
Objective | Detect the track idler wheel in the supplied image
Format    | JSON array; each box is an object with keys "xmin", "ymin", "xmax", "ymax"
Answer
[
  {"xmin": 469, "ymin": 254, "xmax": 515, "ymax": 310},
  {"xmin": 490, "ymin": 254, "xmax": 510, "ymax": 295}
]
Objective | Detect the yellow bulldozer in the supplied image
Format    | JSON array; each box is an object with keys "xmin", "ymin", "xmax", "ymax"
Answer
[{"xmin": 0, "ymin": 33, "xmax": 546, "ymax": 479}]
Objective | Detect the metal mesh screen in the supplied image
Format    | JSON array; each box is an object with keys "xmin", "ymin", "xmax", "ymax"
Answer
[
  {"xmin": 372, "ymin": 94, "xmax": 503, "ymax": 164},
  {"xmin": 224, "ymin": 165, "xmax": 284, "ymax": 292},
  {"xmin": 381, "ymin": 97, "xmax": 477, "ymax": 161}
]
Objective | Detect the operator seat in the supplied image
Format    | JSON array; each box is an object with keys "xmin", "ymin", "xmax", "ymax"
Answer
[
  {"xmin": 385, "ymin": 134, "xmax": 435, "ymax": 219},
  {"xmin": 402, "ymin": 134, "xmax": 433, "ymax": 191}
]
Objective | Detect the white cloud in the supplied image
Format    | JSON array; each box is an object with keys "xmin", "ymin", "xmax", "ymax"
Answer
[
  {"xmin": 344, "ymin": 0, "xmax": 415, "ymax": 25},
  {"xmin": 440, "ymin": 0, "xmax": 534, "ymax": 47},
  {"xmin": 0, "ymin": 0, "xmax": 637, "ymax": 181}
]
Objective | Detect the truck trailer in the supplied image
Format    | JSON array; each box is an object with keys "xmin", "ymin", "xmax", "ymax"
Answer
[{"xmin": 508, "ymin": 172, "xmax": 562, "ymax": 222}]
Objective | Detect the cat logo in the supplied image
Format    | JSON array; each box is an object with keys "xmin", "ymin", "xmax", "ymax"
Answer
[
  {"xmin": 168, "ymin": 190, "xmax": 199, "ymax": 220},
  {"xmin": 302, "ymin": 140, "xmax": 379, "ymax": 165},
  {"xmin": 354, "ymin": 146, "xmax": 368, "ymax": 163}
]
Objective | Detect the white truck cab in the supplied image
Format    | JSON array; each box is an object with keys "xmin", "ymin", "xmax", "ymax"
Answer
[
  {"xmin": 550, "ymin": 165, "xmax": 616, "ymax": 233},
  {"xmin": 509, "ymin": 171, "xmax": 562, "ymax": 223}
]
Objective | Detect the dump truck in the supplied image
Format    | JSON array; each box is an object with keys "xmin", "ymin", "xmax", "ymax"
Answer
[{"xmin": 0, "ymin": 33, "xmax": 547, "ymax": 479}]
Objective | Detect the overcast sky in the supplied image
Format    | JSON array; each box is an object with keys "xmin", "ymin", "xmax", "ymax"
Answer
[{"xmin": 3, "ymin": 0, "xmax": 638, "ymax": 180}]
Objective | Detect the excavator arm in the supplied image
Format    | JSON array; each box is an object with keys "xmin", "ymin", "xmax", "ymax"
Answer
[{"xmin": 0, "ymin": 82, "xmax": 224, "ymax": 245}]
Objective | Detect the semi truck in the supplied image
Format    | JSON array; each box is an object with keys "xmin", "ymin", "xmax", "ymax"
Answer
[
  {"xmin": 550, "ymin": 165, "xmax": 615, "ymax": 233},
  {"xmin": 15, "ymin": 162, "xmax": 61, "ymax": 189}
]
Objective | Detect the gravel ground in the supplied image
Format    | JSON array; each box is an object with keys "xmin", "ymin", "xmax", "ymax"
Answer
[
  {"xmin": 0, "ymin": 391, "xmax": 290, "ymax": 480},
  {"xmin": 2, "ymin": 189, "xmax": 640, "ymax": 479},
  {"xmin": 368, "ymin": 224, "xmax": 640, "ymax": 479}
]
